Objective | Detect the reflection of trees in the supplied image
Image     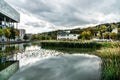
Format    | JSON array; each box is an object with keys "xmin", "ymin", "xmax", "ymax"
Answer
[
  {"xmin": 5, "ymin": 46, "xmax": 15, "ymax": 52},
  {"xmin": 23, "ymin": 44, "xmax": 30, "ymax": 49},
  {"xmin": 0, "ymin": 43, "xmax": 31, "ymax": 59},
  {"xmin": 0, "ymin": 44, "xmax": 21, "ymax": 59},
  {"xmin": 0, "ymin": 45, "xmax": 16, "ymax": 60}
]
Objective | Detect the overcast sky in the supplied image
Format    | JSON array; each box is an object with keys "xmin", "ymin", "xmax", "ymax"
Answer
[{"xmin": 5, "ymin": 0, "xmax": 120, "ymax": 34}]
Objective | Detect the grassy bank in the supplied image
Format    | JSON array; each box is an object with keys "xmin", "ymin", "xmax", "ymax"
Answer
[
  {"xmin": 41, "ymin": 41, "xmax": 120, "ymax": 80},
  {"xmin": 41, "ymin": 40, "xmax": 120, "ymax": 48},
  {"xmin": 41, "ymin": 41, "xmax": 102, "ymax": 49}
]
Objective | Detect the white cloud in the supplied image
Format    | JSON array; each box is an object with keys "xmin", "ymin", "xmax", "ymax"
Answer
[
  {"xmin": 5, "ymin": 0, "xmax": 120, "ymax": 33},
  {"xmin": 16, "ymin": 8, "xmax": 57, "ymax": 33}
]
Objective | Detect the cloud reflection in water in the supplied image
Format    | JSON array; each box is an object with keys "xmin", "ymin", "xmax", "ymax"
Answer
[{"xmin": 9, "ymin": 54, "xmax": 101, "ymax": 80}]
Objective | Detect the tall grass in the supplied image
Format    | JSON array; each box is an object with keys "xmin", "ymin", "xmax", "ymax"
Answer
[
  {"xmin": 102, "ymin": 59, "xmax": 120, "ymax": 80},
  {"xmin": 96, "ymin": 47, "xmax": 120, "ymax": 80},
  {"xmin": 100, "ymin": 42, "xmax": 120, "ymax": 48}
]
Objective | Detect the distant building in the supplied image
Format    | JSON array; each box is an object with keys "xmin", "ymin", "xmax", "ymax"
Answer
[
  {"xmin": 19, "ymin": 29, "xmax": 25, "ymax": 40},
  {"xmin": 57, "ymin": 31, "xmax": 79, "ymax": 40},
  {"xmin": 112, "ymin": 28, "xmax": 118, "ymax": 33}
]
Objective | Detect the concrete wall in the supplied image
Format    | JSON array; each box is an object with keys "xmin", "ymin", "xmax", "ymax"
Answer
[
  {"xmin": 0, "ymin": 0, "xmax": 20, "ymax": 22},
  {"xmin": 0, "ymin": 61, "xmax": 19, "ymax": 80}
]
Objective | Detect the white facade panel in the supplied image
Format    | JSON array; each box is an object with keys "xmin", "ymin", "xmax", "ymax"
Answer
[{"xmin": 57, "ymin": 34, "xmax": 79, "ymax": 40}]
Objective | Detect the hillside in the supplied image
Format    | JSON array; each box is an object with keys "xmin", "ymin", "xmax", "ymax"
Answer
[{"xmin": 33, "ymin": 22, "xmax": 120, "ymax": 40}]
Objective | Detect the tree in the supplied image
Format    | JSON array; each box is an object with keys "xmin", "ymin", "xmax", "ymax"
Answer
[
  {"xmin": 87, "ymin": 27, "xmax": 98, "ymax": 37},
  {"xmin": 23, "ymin": 34, "xmax": 29, "ymax": 40},
  {"xmin": 98, "ymin": 31, "xmax": 103, "ymax": 39},
  {"xmin": 14, "ymin": 29, "xmax": 19, "ymax": 37},
  {"xmin": 109, "ymin": 32, "xmax": 117, "ymax": 40},
  {"xmin": 100, "ymin": 25, "xmax": 107, "ymax": 32},
  {"xmin": 93, "ymin": 28, "xmax": 99, "ymax": 37},
  {"xmin": 106, "ymin": 26, "xmax": 112, "ymax": 32},
  {"xmin": 117, "ymin": 33, "xmax": 120, "ymax": 40},
  {"xmin": 78, "ymin": 35, "xmax": 82, "ymax": 39},
  {"xmin": 103, "ymin": 33, "xmax": 109, "ymax": 39},
  {"xmin": 118, "ymin": 28, "xmax": 120, "ymax": 33},
  {"xmin": 3, "ymin": 28, "xmax": 11, "ymax": 41},
  {"xmin": 31, "ymin": 34, "xmax": 37, "ymax": 41},
  {"xmin": 81, "ymin": 31, "xmax": 92, "ymax": 40},
  {"xmin": 0, "ymin": 29, "xmax": 3, "ymax": 37},
  {"xmin": 111, "ymin": 24, "xmax": 116, "ymax": 29},
  {"xmin": 10, "ymin": 27, "xmax": 16, "ymax": 40}
]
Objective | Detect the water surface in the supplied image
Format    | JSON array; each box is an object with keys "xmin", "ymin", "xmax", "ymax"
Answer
[{"xmin": 0, "ymin": 43, "xmax": 102, "ymax": 80}]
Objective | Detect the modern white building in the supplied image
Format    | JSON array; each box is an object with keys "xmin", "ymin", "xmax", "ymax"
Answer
[
  {"xmin": 57, "ymin": 31, "xmax": 79, "ymax": 40},
  {"xmin": 0, "ymin": 0, "xmax": 20, "ymax": 42}
]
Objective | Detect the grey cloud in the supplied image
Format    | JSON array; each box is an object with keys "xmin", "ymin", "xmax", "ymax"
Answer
[
  {"xmin": 5, "ymin": 0, "xmax": 120, "ymax": 28},
  {"xmin": 25, "ymin": 22, "xmax": 46, "ymax": 27}
]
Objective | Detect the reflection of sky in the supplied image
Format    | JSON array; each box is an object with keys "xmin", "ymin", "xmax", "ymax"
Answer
[
  {"xmin": 10, "ymin": 45, "xmax": 64, "ymax": 67},
  {"xmin": 9, "ymin": 53, "xmax": 102, "ymax": 80}
]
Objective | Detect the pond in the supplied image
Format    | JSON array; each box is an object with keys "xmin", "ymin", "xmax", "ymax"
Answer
[{"xmin": 0, "ymin": 43, "xmax": 102, "ymax": 80}]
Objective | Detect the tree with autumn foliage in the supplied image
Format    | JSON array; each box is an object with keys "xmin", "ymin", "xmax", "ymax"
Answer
[
  {"xmin": 103, "ymin": 33, "xmax": 109, "ymax": 39},
  {"xmin": 14, "ymin": 29, "xmax": 19, "ymax": 38},
  {"xmin": 3, "ymin": 28, "xmax": 11, "ymax": 41},
  {"xmin": 109, "ymin": 32, "xmax": 117, "ymax": 40},
  {"xmin": 100, "ymin": 25, "xmax": 107, "ymax": 32},
  {"xmin": 80, "ymin": 31, "xmax": 92, "ymax": 40}
]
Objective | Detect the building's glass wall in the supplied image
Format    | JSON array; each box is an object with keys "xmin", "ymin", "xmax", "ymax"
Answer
[{"xmin": 0, "ymin": 0, "xmax": 20, "ymax": 22}]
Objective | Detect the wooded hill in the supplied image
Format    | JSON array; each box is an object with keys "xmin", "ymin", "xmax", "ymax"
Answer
[{"xmin": 33, "ymin": 22, "xmax": 120, "ymax": 40}]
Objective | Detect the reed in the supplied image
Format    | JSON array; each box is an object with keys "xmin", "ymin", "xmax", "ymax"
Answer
[{"xmin": 96, "ymin": 47, "xmax": 120, "ymax": 80}]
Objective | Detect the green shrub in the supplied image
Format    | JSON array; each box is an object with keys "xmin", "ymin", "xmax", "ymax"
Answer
[{"xmin": 41, "ymin": 42, "xmax": 102, "ymax": 49}]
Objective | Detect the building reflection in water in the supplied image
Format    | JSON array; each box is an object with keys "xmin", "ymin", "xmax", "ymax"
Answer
[{"xmin": 0, "ymin": 43, "xmax": 31, "ymax": 62}]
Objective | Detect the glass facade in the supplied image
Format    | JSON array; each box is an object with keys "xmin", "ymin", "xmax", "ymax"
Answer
[{"xmin": 0, "ymin": 0, "xmax": 20, "ymax": 22}]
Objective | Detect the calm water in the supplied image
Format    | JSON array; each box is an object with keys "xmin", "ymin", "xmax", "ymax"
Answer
[{"xmin": 0, "ymin": 43, "xmax": 102, "ymax": 80}]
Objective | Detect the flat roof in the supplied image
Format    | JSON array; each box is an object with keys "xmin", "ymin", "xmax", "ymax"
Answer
[{"xmin": 0, "ymin": 0, "xmax": 20, "ymax": 22}]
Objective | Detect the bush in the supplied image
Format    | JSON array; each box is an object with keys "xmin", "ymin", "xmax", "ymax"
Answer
[{"xmin": 41, "ymin": 42, "xmax": 102, "ymax": 49}]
